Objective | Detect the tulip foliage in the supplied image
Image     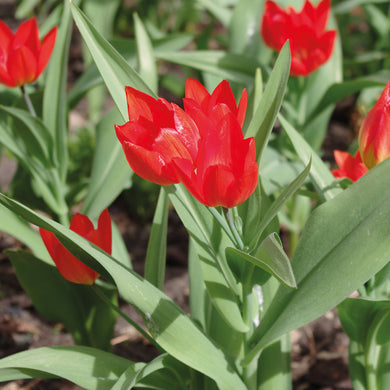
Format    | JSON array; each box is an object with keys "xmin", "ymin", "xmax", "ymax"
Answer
[{"xmin": 0, "ymin": 1, "xmax": 389, "ymax": 390}]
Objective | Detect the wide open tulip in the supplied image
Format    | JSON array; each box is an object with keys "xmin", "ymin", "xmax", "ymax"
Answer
[
  {"xmin": 261, "ymin": 0, "xmax": 336, "ymax": 76},
  {"xmin": 173, "ymin": 112, "xmax": 259, "ymax": 208},
  {"xmin": 332, "ymin": 150, "xmax": 368, "ymax": 182},
  {"xmin": 40, "ymin": 209, "xmax": 112, "ymax": 285},
  {"xmin": 115, "ymin": 86, "xmax": 200, "ymax": 185},
  {"xmin": 359, "ymin": 82, "xmax": 390, "ymax": 169},
  {"xmin": 0, "ymin": 18, "xmax": 57, "ymax": 87}
]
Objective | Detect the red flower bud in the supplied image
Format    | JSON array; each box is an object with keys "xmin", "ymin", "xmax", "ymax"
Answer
[
  {"xmin": 332, "ymin": 150, "xmax": 368, "ymax": 182},
  {"xmin": 261, "ymin": 0, "xmax": 336, "ymax": 76},
  {"xmin": 0, "ymin": 18, "xmax": 57, "ymax": 87},
  {"xmin": 40, "ymin": 209, "xmax": 112, "ymax": 285},
  {"xmin": 359, "ymin": 82, "xmax": 390, "ymax": 169}
]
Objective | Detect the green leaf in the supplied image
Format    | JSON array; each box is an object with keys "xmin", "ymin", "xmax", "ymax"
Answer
[
  {"xmin": 306, "ymin": 78, "xmax": 387, "ymax": 125},
  {"xmin": 81, "ymin": 107, "xmax": 132, "ymax": 220},
  {"xmin": 0, "ymin": 346, "xmax": 135, "ymax": 389},
  {"xmin": 134, "ymin": 13, "xmax": 158, "ymax": 94},
  {"xmin": 167, "ymin": 184, "xmax": 249, "ymax": 333},
  {"xmin": 0, "ymin": 193, "xmax": 246, "ymax": 390},
  {"xmin": 243, "ymin": 157, "xmax": 390, "ymax": 365},
  {"xmin": 156, "ymin": 50, "xmax": 257, "ymax": 85},
  {"xmin": 245, "ymin": 42, "xmax": 290, "ymax": 163},
  {"xmin": 8, "ymin": 250, "xmax": 117, "ymax": 350},
  {"xmin": 254, "ymin": 158, "xmax": 311, "ymax": 247},
  {"xmin": 42, "ymin": 0, "xmax": 74, "ymax": 181},
  {"xmin": 0, "ymin": 106, "xmax": 54, "ymax": 165},
  {"xmin": 144, "ymin": 188, "xmax": 169, "ymax": 290},
  {"xmin": 226, "ymin": 233, "xmax": 296, "ymax": 289},
  {"xmin": 279, "ymin": 114, "xmax": 342, "ymax": 201},
  {"xmin": 196, "ymin": 0, "xmax": 232, "ymax": 26},
  {"xmin": 112, "ymin": 354, "xmax": 188, "ymax": 390},
  {"xmin": 71, "ymin": 1, "xmax": 156, "ymax": 120},
  {"xmin": 0, "ymin": 204, "xmax": 48, "ymax": 260}
]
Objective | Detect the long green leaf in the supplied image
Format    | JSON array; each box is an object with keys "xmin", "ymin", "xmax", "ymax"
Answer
[
  {"xmin": 245, "ymin": 42, "xmax": 290, "ymax": 163},
  {"xmin": 279, "ymin": 114, "xmax": 342, "ymax": 201},
  {"xmin": 0, "ymin": 193, "xmax": 246, "ymax": 390},
  {"xmin": 81, "ymin": 107, "xmax": 132, "ymax": 219},
  {"xmin": 42, "ymin": 0, "xmax": 74, "ymax": 181},
  {"xmin": 134, "ymin": 13, "xmax": 158, "ymax": 94},
  {"xmin": 144, "ymin": 188, "xmax": 169, "ymax": 290},
  {"xmin": 71, "ymin": 2, "xmax": 155, "ymax": 120},
  {"xmin": 243, "ymin": 157, "xmax": 390, "ymax": 364},
  {"xmin": 156, "ymin": 50, "xmax": 257, "ymax": 85},
  {"xmin": 0, "ymin": 346, "xmax": 136, "ymax": 390}
]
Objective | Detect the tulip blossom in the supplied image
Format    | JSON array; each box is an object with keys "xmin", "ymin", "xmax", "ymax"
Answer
[
  {"xmin": 116, "ymin": 79, "xmax": 259, "ymax": 208},
  {"xmin": 0, "ymin": 18, "xmax": 57, "ymax": 87},
  {"xmin": 40, "ymin": 209, "xmax": 112, "ymax": 285},
  {"xmin": 358, "ymin": 82, "xmax": 390, "ymax": 169},
  {"xmin": 178, "ymin": 79, "xmax": 258, "ymax": 208},
  {"xmin": 173, "ymin": 112, "xmax": 258, "ymax": 208},
  {"xmin": 332, "ymin": 150, "xmax": 368, "ymax": 182},
  {"xmin": 115, "ymin": 86, "xmax": 200, "ymax": 186},
  {"xmin": 261, "ymin": 0, "xmax": 336, "ymax": 76}
]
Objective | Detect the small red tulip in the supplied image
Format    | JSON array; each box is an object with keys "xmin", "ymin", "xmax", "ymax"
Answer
[
  {"xmin": 261, "ymin": 0, "xmax": 336, "ymax": 76},
  {"xmin": 0, "ymin": 18, "xmax": 57, "ymax": 87},
  {"xmin": 40, "ymin": 209, "xmax": 112, "ymax": 285},
  {"xmin": 115, "ymin": 86, "xmax": 200, "ymax": 185},
  {"xmin": 358, "ymin": 82, "xmax": 390, "ymax": 169},
  {"xmin": 332, "ymin": 150, "xmax": 368, "ymax": 182}
]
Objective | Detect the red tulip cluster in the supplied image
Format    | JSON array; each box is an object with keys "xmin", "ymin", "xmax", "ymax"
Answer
[
  {"xmin": 0, "ymin": 18, "xmax": 57, "ymax": 87},
  {"xmin": 115, "ymin": 79, "xmax": 259, "ymax": 209},
  {"xmin": 261, "ymin": 0, "xmax": 336, "ymax": 76},
  {"xmin": 332, "ymin": 82, "xmax": 390, "ymax": 182},
  {"xmin": 40, "ymin": 210, "xmax": 112, "ymax": 285}
]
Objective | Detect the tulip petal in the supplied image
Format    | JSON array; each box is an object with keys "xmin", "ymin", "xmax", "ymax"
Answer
[
  {"xmin": 185, "ymin": 78, "xmax": 210, "ymax": 107},
  {"xmin": 0, "ymin": 20, "xmax": 13, "ymax": 52},
  {"xmin": 13, "ymin": 18, "xmax": 40, "ymax": 56},
  {"xmin": 8, "ymin": 46, "xmax": 38, "ymax": 86}
]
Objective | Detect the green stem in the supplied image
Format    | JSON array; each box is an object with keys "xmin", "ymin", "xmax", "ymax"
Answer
[
  {"xmin": 92, "ymin": 285, "xmax": 164, "ymax": 353},
  {"xmin": 223, "ymin": 208, "xmax": 245, "ymax": 251},
  {"xmin": 20, "ymin": 86, "xmax": 37, "ymax": 117}
]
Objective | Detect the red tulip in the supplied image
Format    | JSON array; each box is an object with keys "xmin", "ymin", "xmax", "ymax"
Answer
[
  {"xmin": 115, "ymin": 86, "xmax": 200, "ymax": 185},
  {"xmin": 0, "ymin": 18, "xmax": 57, "ymax": 87},
  {"xmin": 177, "ymin": 79, "xmax": 257, "ymax": 208},
  {"xmin": 173, "ymin": 112, "xmax": 258, "ymax": 208},
  {"xmin": 261, "ymin": 0, "xmax": 336, "ymax": 76},
  {"xmin": 358, "ymin": 82, "xmax": 390, "ymax": 169},
  {"xmin": 332, "ymin": 150, "xmax": 368, "ymax": 182},
  {"xmin": 40, "ymin": 209, "xmax": 112, "ymax": 285}
]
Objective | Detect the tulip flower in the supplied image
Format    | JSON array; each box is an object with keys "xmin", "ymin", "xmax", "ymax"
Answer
[
  {"xmin": 261, "ymin": 0, "xmax": 336, "ymax": 76},
  {"xmin": 332, "ymin": 150, "xmax": 368, "ymax": 182},
  {"xmin": 115, "ymin": 86, "xmax": 200, "ymax": 185},
  {"xmin": 40, "ymin": 209, "xmax": 112, "ymax": 285},
  {"xmin": 0, "ymin": 18, "xmax": 57, "ymax": 87},
  {"xmin": 358, "ymin": 82, "xmax": 390, "ymax": 169},
  {"xmin": 173, "ymin": 112, "xmax": 258, "ymax": 208}
]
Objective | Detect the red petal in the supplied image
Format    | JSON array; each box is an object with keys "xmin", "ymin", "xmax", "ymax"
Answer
[
  {"xmin": 237, "ymin": 88, "xmax": 247, "ymax": 127},
  {"xmin": 185, "ymin": 78, "xmax": 210, "ymax": 106},
  {"xmin": 8, "ymin": 46, "xmax": 38, "ymax": 86},
  {"xmin": 70, "ymin": 213, "xmax": 94, "ymax": 236},
  {"xmin": 96, "ymin": 209, "xmax": 112, "ymax": 255},
  {"xmin": 0, "ymin": 20, "xmax": 13, "ymax": 53},
  {"xmin": 38, "ymin": 26, "xmax": 57, "ymax": 75},
  {"xmin": 13, "ymin": 18, "xmax": 40, "ymax": 56}
]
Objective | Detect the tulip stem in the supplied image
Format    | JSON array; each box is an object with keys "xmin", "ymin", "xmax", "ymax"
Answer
[
  {"xmin": 91, "ymin": 285, "xmax": 164, "ymax": 353},
  {"xmin": 223, "ymin": 208, "xmax": 245, "ymax": 251},
  {"xmin": 20, "ymin": 86, "xmax": 37, "ymax": 117}
]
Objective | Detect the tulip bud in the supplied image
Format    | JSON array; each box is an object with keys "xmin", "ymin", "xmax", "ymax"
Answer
[{"xmin": 359, "ymin": 82, "xmax": 390, "ymax": 169}]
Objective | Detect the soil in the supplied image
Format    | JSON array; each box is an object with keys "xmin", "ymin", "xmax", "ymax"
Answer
[{"xmin": 0, "ymin": 1, "xmax": 358, "ymax": 389}]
